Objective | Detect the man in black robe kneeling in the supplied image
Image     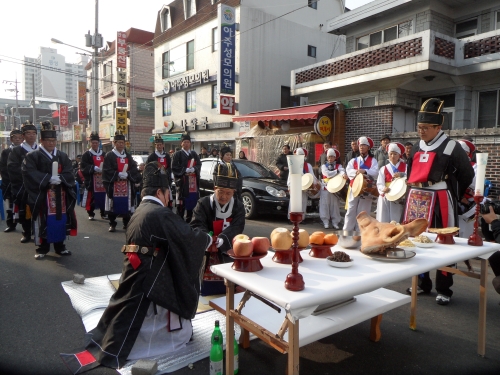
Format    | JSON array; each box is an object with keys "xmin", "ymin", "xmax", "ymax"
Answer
[{"xmin": 60, "ymin": 162, "xmax": 212, "ymax": 374}]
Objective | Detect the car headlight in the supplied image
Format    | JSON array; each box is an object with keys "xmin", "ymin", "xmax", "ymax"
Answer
[{"xmin": 266, "ymin": 186, "xmax": 287, "ymax": 197}]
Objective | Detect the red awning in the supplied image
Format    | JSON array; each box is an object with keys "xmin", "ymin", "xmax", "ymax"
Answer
[{"xmin": 232, "ymin": 102, "xmax": 335, "ymax": 122}]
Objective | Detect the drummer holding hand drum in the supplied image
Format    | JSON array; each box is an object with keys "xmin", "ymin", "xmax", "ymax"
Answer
[
  {"xmin": 320, "ymin": 148, "xmax": 346, "ymax": 229},
  {"xmin": 376, "ymin": 142, "xmax": 407, "ymax": 223}
]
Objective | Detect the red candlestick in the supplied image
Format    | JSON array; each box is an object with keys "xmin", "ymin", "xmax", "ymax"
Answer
[
  {"xmin": 468, "ymin": 195, "xmax": 484, "ymax": 246},
  {"xmin": 285, "ymin": 212, "xmax": 305, "ymax": 291}
]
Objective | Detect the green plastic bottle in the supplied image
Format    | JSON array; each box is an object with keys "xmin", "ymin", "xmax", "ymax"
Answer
[
  {"xmin": 210, "ymin": 335, "xmax": 223, "ymax": 375},
  {"xmin": 211, "ymin": 320, "xmax": 223, "ymax": 348},
  {"xmin": 233, "ymin": 332, "xmax": 239, "ymax": 374}
]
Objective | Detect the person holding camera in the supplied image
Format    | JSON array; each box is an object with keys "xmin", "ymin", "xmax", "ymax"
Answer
[
  {"xmin": 480, "ymin": 206, "xmax": 500, "ymax": 295},
  {"xmin": 457, "ymin": 139, "xmax": 477, "ymax": 239}
]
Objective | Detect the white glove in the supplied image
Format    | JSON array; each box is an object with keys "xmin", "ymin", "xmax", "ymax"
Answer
[
  {"xmin": 118, "ymin": 172, "xmax": 128, "ymax": 179},
  {"xmin": 216, "ymin": 238, "xmax": 224, "ymax": 248},
  {"xmin": 186, "ymin": 167, "xmax": 194, "ymax": 173},
  {"xmin": 50, "ymin": 176, "xmax": 61, "ymax": 185},
  {"xmin": 94, "ymin": 166, "xmax": 102, "ymax": 173}
]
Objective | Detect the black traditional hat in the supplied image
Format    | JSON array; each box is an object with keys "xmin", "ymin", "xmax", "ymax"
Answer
[
  {"xmin": 154, "ymin": 134, "xmax": 164, "ymax": 143},
  {"xmin": 10, "ymin": 128, "xmax": 22, "ymax": 137},
  {"xmin": 180, "ymin": 132, "xmax": 191, "ymax": 142},
  {"xmin": 90, "ymin": 131, "xmax": 100, "ymax": 141},
  {"xmin": 40, "ymin": 120, "xmax": 57, "ymax": 140},
  {"xmin": 213, "ymin": 162, "xmax": 239, "ymax": 190},
  {"xmin": 417, "ymin": 98, "xmax": 444, "ymax": 126},
  {"xmin": 220, "ymin": 143, "xmax": 232, "ymax": 157},
  {"xmin": 143, "ymin": 162, "xmax": 170, "ymax": 189},
  {"xmin": 21, "ymin": 120, "xmax": 37, "ymax": 133},
  {"xmin": 114, "ymin": 130, "xmax": 126, "ymax": 141}
]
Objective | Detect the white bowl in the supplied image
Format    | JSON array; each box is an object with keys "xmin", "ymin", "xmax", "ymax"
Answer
[
  {"xmin": 411, "ymin": 240, "xmax": 434, "ymax": 248},
  {"xmin": 326, "ymin": 257, "xmax": 354, "ymax": 268}
]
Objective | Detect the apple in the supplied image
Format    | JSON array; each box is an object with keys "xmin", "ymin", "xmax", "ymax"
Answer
[
  {"xmin": 233, "ymin": 239, "xmax": 254, "ymax": 257},
  {"xmin": 232, "ymin": 234, "xmax": 250, "ymax": 245},
  {"xmin": 251, "ymin": 237, "xmax": 270, "ymax": 255}
]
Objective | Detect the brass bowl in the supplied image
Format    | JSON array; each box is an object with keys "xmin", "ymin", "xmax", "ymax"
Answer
[{"xmin": 333, "ymin": 230, "xmax": 361, "ymax": 249}]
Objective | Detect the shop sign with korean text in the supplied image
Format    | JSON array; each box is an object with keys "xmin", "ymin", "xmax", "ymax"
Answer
[
  {"xmin": 59, "ymin": 104, "xmax": 69, "ymax": 127},
  {"xmin": 73, "ymin": 125, "xmax": 82, "ymax": 141},
  {"xmin": 314, "ymin": 115, "xmax": 332, "ymax": 137},
  {"xmin": 116, "ymin": 108, "xmax": 128, "ymax": 135},
  {"xmin": 217, "ymin": 4, "xmax": 236, "ymax": 95},
  {"xmin": 78, "ymin": 81, "xmax": 87, "ymax": 120},
  {"xmin": 117, "ymin": 71, "xmax": 127, "ymax": 107},
  {"xmin": 117, "ymin": 31, "xmax": 127, "ymax": 69},
  {"xmin": 219, "ymin": 95, "xmax": 235, "ymax": 115}
]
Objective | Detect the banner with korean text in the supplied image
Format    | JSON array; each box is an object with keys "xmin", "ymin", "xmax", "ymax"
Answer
[
  {"xmin": 117, "ymin": 71, "xmax": 127, "ymax": 108},
  {"xmin": 217, "ymin": 4, "xmax": 236, "ymax": 97},
  {"xmin": 117, "ymin": 31, "xmax": 127, "ymax": 69},
  {"xmin": 116, "ymin": 108, "xmax": 128, "ymax": 136},
  {"xmin": 59, "ymin": 104, "xmax": 69, "ymax": 127},
  {"xmin": 78, "ymin": 81, "xmax": 87, "ymax": 121}
]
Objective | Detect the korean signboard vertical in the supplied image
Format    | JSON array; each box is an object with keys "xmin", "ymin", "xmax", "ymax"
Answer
[
  {"xmin": 217, "ymin": 4, "xmax": 236, "ymax": 98},
  {"xmin": 117, "ymin": 31, "xmax": 127, "ymax": 69},
  {"xmin": 78, "ymin": 81, "xmax": 87, "ymax": 122},
  {"xmin": 117, "ymin": 71, "xmax": 127, "ymax": 108},
  {"xmin": 59, "ymin": 104, "xmax": 68, "ymax": 127},
  {"xmin": 115, "ymin": 108, "xmax": 128, "ymax": 136}
]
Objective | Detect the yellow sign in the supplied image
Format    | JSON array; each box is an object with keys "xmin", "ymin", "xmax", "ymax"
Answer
[
  {"xmin": 315, "ymin": 116, "xmax": 332, "ymax": 137},
  {"xmin": 116, "ymin": 108, "xmax": 128, "ymax": 135}
]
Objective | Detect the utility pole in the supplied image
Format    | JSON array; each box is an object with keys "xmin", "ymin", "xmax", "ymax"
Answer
[
  {"xmin": 85, "ymin": 0, "xmax": 102, "ymax": 133},
  {"xmin": 3, "ymin": 78, "xmax": 20, "ymax": 129},
  {"xmin": 32, "ymin": 74, "xmax": 36, "ymax": 126}
]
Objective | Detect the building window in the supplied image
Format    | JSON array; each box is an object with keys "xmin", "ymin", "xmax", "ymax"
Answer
[
  {"xmin": 100, "ymin": 103, "xmax": 113, "ymax": 121},
  {"xmin": 345, "ymin": 96, "xmax": 376, "ymax": 108},
  {"xmin": 187, "ymin": 40, "xmax": 194, "ymax": 70},
  {"xmin": 496, "ymin": 11, "xmax": 500, "ymax": 30},
  {"xmin": 212, "ymin": 27, "xmax": 219, "ymax": 52},
  {"xmin": 186, "ymin": 90, "xmax": 196, "ymax": 113},
  {"xmin": 308, "ymin": 1, "xmax": 317, "ymax": 10},
  {"xmin": 281, "ymin": 86, "xmax": 300, "ymax": 108},
  {"xmin": 161, "ymin": 7, "xmax": 171, "ymax": 32},
  {"xmin": 162, "ymin": 51, "xmax": 170, "ymax": 79},
  {"xmin": 478, "ymin": 90, "xmax": 499, "ymax": 128},
  {"xmin": 185, "ymin": 0, "xmax": 196, "ymax": 19},
  {"xmin": 455, "ymin": 18, "xmax": 478, "ymax": 39},
  {"xmin": 212, "ymin": 85, "xmax": 218, "ymax": 108},
  {"xmin": 357, "ymin": 20, "xmax": 413, "ymax": 50},
  {"xmin": 307, "ymin": 45, "xmax": 317, "ymax": 57},
  {"xmin": 102, "ymin": 61, "xmax": 113, "ymax": 90},
  {"xmin": 163, "ymin": 96, "xmax": 171, "ymax": 116}
]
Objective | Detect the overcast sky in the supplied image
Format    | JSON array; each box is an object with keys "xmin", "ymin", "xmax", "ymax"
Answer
[{"xmin": 0, "ymin": 0, "xmax": 373, "ymax": 100}]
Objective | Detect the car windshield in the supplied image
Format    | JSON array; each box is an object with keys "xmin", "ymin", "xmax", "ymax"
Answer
[{"xmin": 233, "ymin": 160, "xmax": 278, "ymax": 179}]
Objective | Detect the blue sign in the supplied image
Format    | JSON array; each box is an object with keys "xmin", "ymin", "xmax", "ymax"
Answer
[{"xmin": 218, "ymin": 5, "xmax": 236, "ymax": 96}]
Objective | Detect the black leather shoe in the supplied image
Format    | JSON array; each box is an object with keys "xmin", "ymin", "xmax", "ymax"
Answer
[
  {"xmin": 20, "ymin": 236, "xmax": 31, "ymax": 243},
  {"xmin": 109, "ymin": 226, "xmax": 116, "ymax": 232},
  {"xmin": 56, "ymin": 249, "xmax": 72, "ymax": 256},
  {"xmin": 4, "ymin": 227, "xmax": 16, "ymax": 233}
]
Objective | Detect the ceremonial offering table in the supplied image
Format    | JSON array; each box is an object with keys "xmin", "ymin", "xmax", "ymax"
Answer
[{"xmin": 210, "ymin": 236, "xmax": 500, "ymax": 375}]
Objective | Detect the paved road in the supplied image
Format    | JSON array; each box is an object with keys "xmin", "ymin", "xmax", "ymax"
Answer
[{"xmin": 1, "ymin": 207, "xmax": 499, "ymax": 375}]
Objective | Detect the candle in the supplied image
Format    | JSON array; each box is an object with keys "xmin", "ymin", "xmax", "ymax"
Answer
[
  {"xmin": 52, "ymin": 161, "xmax": 58, "ymax": 177},
  {"xmin": 99, "ymin": 162, "xmax": 103, "ymax": 171},
  {"xmin": 122, "ymin": 164, "xmax": 128, "ymax": 174},
  {"xmin": 287, "ymin": 155, "xmax": 304, "ymax": 213},
  {"xmin": 474, "ymin": 153, "xmax": 488, "ymax": 196}
]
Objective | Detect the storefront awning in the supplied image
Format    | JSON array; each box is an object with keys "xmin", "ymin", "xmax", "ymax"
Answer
[
  {"xmin": 232, "ymin": 102, "xmax": 335, "ymax": 122},
  {"xmin": 148, "ymin": 133, "xmax": 183, "ymax": 142}
]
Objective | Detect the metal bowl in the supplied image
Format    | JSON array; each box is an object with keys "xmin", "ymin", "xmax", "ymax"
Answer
[{"xmin": 333, "ymin": 230, "xmax": 361, "ymax": 249}]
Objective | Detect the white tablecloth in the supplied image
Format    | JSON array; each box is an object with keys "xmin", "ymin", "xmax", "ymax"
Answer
[{"xmin": 211, "ymin": 234, "xmax": 500, "ymax": 320}]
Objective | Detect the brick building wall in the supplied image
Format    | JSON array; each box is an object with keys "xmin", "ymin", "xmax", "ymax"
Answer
[{"xmin": 415, "ymin": 10, "xmax": 454, "ymax": 36}]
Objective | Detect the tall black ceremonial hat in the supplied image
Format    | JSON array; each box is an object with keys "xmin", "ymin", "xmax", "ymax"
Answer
[
  {"xmin": 180, "ymin": 132, "xmax": 191, "ymax": 142},
  {"xmin": 143, "ymin": 162, "xmax": 170, "ymax": 189},
  {"xmin": 90, "ymin": 131, "xmax": 100, "ymax": 141},
  {"xmin": 417, "ymin": 98, "xmax": 444, "ymax": 126},
  {"xmin": 154, "ymin": 134, "xmax": 164, "ymax": 143},
  {"xmin": 40, "ymin": 120, "xmax": 57, "ymax": 140},
  {"xmin": 114, "ymin": 130, "xmax": 126, "ymax": 141},
  {"xmin": 220, "ymin": 142, "xmax": 232, "ymax": 157},
  {"xmin": 214, "ymin": 162, "xmax": 239, "ymax": 190},
  {"xmin": 10, "ymin": 128, "xmax": 22, "ymax": 137},
  {"xmin": 21, "ymin": 120, "xmax": 37, "ymax": 133}
]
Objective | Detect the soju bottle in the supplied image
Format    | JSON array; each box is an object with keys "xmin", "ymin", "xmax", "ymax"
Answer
[
  {"xmin": 210, "ymin": 335, "xmax": 223, "ymax": 375},
  {"xmin": 211, "ymin": 320, "xmax": 223, "ymax": 348},
  {"xmin": 234, "ymin": 332, "xmax": 239, "ymax": 374}
]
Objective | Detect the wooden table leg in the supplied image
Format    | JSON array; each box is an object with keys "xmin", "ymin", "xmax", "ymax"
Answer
[
  {"xmin": 239, "ymin": 328, "xmax": 250, "ymax": 349},
  {"xmin": 287, "ymin": 317, "xmax": 299, "ymax": 375},
  {"xmin": 370, "ymin": 314, "xmax": 383, "ymax": 342},
  {"xmin": 225, "ymin": 280, "xmax": 235, "ymax": 375},
  {"xmin": 409, "ymin": 275, "xmax": 418, "ymax": 330},
  {"xmin": 478, "ymin": 259, "xmax": 487, "ymax": 357}
]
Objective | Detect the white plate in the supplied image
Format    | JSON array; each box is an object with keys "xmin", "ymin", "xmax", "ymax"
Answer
[
  {"xmin": 411, "ymin": 241, "xmax": 434, "ymax": 248},
  {"xmin": 326, "ymin": 258, "xmax": 354, "ymax": 268},
  {"xmin": 364, "ymin": 250, "xmax": 416, "ymax": 262}
]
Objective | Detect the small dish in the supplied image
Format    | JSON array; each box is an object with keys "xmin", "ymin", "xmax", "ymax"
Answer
[
  {"xmin": 326, "ymin": 256, "xmax": 354, "ymax": 268},
  {"xmin": 411, "ymin": 241, "xmax": 434, "ymax": 248}
]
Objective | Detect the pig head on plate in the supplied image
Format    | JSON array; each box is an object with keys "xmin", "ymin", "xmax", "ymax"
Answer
[{"xmin": 356, "ymin": 211, "xmax": 428, "ymax": 254}]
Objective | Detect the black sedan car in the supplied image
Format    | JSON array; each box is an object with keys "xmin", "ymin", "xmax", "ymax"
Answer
[{"xmin": 198, "ymin": 158, "xmax": 318, "ymax": 219}]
